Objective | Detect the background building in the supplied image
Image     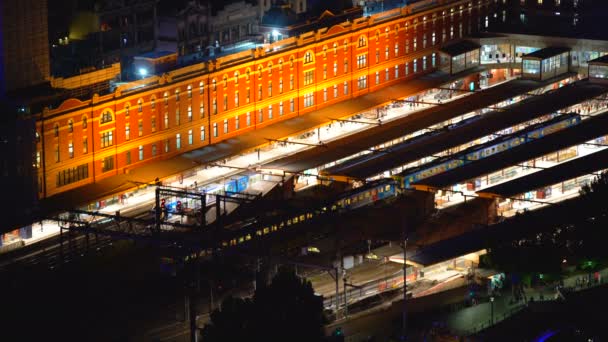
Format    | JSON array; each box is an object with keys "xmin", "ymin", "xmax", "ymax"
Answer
[{"xmin": 0, "ymin": 0, "xmax": 51, "ymax": 93}]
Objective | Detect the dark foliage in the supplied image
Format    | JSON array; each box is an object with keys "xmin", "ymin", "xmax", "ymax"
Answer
[{"xmin": 202, "ymin": 267, "xmax": 326, "ymax": 342}]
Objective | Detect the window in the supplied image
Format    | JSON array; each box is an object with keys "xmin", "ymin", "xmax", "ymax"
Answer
[
  {"xmin": 258, "ymin": 85, "xmax": 263, "ymax": 100},
  {"xmin": 164, "ymin": 92, "xmax": 169, "ymax": 105},
  {"xmin": 258, "ymin": 109, "xmax": 264, "ymax": 123},
  {"xmin": 246, "ymin": 88, "xmax": 251, "ymax": 103},
  {"xmin": 125, "ymin": 124, "xmax": 130, "ymax": 140},
  {"xmin": 323, "ymin": 65, "xmax": 327, "ymax": 80},
  {"xmin": 127, "ymin": 150, "xmax": 132, "ymax": 165},
  {"xmin": 212, "ymin": 98, "xmax": 217, "ymax": 114},
  {"xmin": 35, "ymin": 151, "xmax": 41, "ymax": 168},
  {"xmin": 268, "ymin": 105, "xmax": 273, "ymax": 119},
  {"xmin": 223, "ymin": 95, "xmax": 228, "ymax": 111},
  {"xmin": 213, "ymin": 123, "xmax": 218, "ymax": 137},
  {"xmin": 200, "ymin": 103, "xmax": 205, "ymax": 117},
  {"xmin": 83, "ymin": 137, "xmax": 88, "ymax": 154},
  {"xmin": 139, "ymin": 146, "xmax": 144, "ymax": 161},
  {"xmin": 304, "ymin": 51, "xmax": 313, "ymax": 64},
  {"xmin": 54, "ymin": 145, "xmax": 59, "ymax": 162},
  {"xmin": 125, "ymin": 105, "xmax": 130, "ymax": 117},
  {"xmin": 268, "ymin": 64, "xmax": 272, "ymax": 75},
  {"xmin": 268, "ymin": 82, "xmax": 272, "ymax": 97},
  {"xmin": 385, "ymin": 68, "xmax": 389, "ymax": 81},
  {"xmin": 187, "ymin": 85, "xmax": 192, "ymax": 98},
  {"xmin": 164, "ymin": 139, "xmax": 169, "ymax": 153},
  {"xmin": 343, "ymin": 81, "xmax": 349, "ymax": 95},
  {"xmin": 212, "ymin": 79, "xmax": 217, "ymax": 91},
  {"xmin": 385, "ymin": 47, "xmax": 389, "ymax": 60},
  {"xmin": 224, "ymin": 119, "xmax": 229, "ymax": 134},
  {"xmin": 223, "ymin": 76, "xmax": 228, "ymax": 88},
  {"xmin": 138, "ymin": 120, "xmax": 143, "ymax": 137},
  {"xmin": 200, "ymin": 126, "xmax": 206, "ymax": 141},
  {"xmin": 246, "ymin": 112, "xmax": 251, "ymax": 126},
  {"xmin": 199, "ymin": 81, "xmax": 204, "ymax": 94},
  {"xmin": 102, "ymin": 156, "xmax": 114, "ymax": 172},
  {"xmin": 357, "ymin": 76, "xmax": 367, "ymax": 90},
  {"xmin": 344, "ymin": 59, "xmax": 349, "ymax": 73},
  {"xmin": 413, "ymin": 59, "xmax": 418, "ymax": 73},
  {"xmin": 56, "ymin": 164, "xmax": 89, "ymax": 187},
  {"xmin": 279, "ymin": 79, "xmax": 283, "ymax": 93},
  {"xmin": 375, "ymin": 50, "xmax": 380, "ymax": 63},
  {"xmin": 152, "ymin": 144, "xmax": 157, "ymax": 157},
  {"xmin": 235, "ymin": 115, "xmax": 240, "ymax": 129},
  {"xmin": 188, "ymin": 129, "xmax": 193, "ymax": 145},
  {"xmin": 152, "ymin": 116, "xmax": 156, "ymax": 132},
  {"xmin": 304, "ymin": 70, "xmax": 314, "ymax": 85},
  {"xmin": 304, "ymin": 93, "xmax": 314, "ymax": 108},
  {"xmin": 290, "ymin": 98, "xmax": 295, "ymax": 112},
  {"xmin": 151, "ymin": 98, "xmax": 155, "ymax": 109},
  {"xmin": 323, "ymin": 88, "xmax": 328, "ymax": 102},
  {"xmin": 333, "ymin": 42, "xmax": 338, "ymax": 55},
  {"xmin": 376, "ymin": 71, "xmax": 380, "ymax": 84},
  {"xmin": 333, "ymin": 62, "xmax": 337, "ymax": 76},
  {"xmin": 405, "ymin": 62, "xmax": 409, "ymax": 76},
  {"xmin": 101, "ymin": 131, "xmax": 114, "ymax": 148},
  {"xmin": 176, "ymin": 108, "xmax": 180, "ymax": 125},
  {"xmin": 164, "ymin": 112, "xmax": 169, "ymax": 129},
  {"xmin": 279, "ymin": 102, "xmax": 284, "ymax": 115},
  {"xmin": 290, "ymin": 75, "xmax": 294, "ymax": 90},
  {"xmin": 413, "ymin": 38, "xmax": 417, "ymax": 51},
  {"xmin": 258, "ymin": 66, "xmax": 263, "ymax": 79},
  {"xmin": 176, "ymin": 133, "xmax": 181, "ymax": 149},
  {"xmin": 82, "ymin": 117, "xmax": 87, "ymax": 129},
  {"xmin": 395, "ymin": 43, "xmax": 399, "ymax": 56},
  {"xmin": 357, "ymin": 54, "xmax": 367, "ymax": 69},
  {"xmin": 358, "ymin": 35, "xmax": 366, "ymax": 47},
  {"xmin": 68, "ymin": 141, "xmax": 74, "ymax": 158},
  {"xmin": 175, "ymin": 89, "xmax": 180, "ymax": 101},
  {"xmin": 68, "ymin": 120, "xmax": 73, "ymax": 133},
  {"xmin": 138, "ymin": 99, "xmax": 143, "ymax": 112},
  {"xmin": 333, "ymin": 84, "xmax": 338, "ymax": 98},
  {"xmin": 423, "ymin": 56, "xmax": 427, "ymax": 70},
  {"xmin": 101, "ymin": 111, "xmax": 113, "ymax": 124}
]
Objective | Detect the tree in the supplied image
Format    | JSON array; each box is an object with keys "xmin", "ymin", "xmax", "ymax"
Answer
[{"xmin": 202, "ymin": 267, "xmax": 326, "ymax": 342}]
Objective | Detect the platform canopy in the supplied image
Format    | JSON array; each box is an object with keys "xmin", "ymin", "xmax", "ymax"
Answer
[
  {"xmin": 439, "ymin": 40, "xmax": 481, "ymax": 75},
  {"xmin": 522, "ymin": 47, "xmax": 570, "ymax": 81}
]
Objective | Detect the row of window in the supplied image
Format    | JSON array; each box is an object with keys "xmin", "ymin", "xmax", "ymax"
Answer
[{"xmin": 56, "ymin": 164, "xmax": 89, "ymax": 187}]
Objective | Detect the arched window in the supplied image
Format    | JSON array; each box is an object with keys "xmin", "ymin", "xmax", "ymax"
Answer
[
  {"xmin": 101, "ymin": 111, "xmax": 113, "ymax": 124},
  {"xmin": 258, "ymin": 66, "xmax": 263, "ymax": 79},
  {"xmin": 125, "ymin": 104, "xmax": 130, "ymax": 116},
  {"xmin": 199, "ymin": 81, "xmax": 204, "ymax": 94},
  {"xmin": 164, "ymin": 91, "xmax": 169, "ymax": 105},
  {"xmin": 175, "ymin": 89, "xmax": 180, "ymax": 101},
  {"xmin": 187, "ymin": 84, "xmax": 192, "ymax": 98},
  {"xmin": 343, "ymin": 40, "xmax": 348, "ymax": 51},
  {"xmin": 304, "ymin": 51, "xmax": 313, "ymax": 64},
  {"xmin": 223, "ymin": 75, "xmax": 228, "ymax": 88},
  {"xmin": 68, "ymin": 119, "xmax": 73, "ymax": 133},
  {"xmin": 82, "ymin": 116, "xmax": 87, "ymax": 129},
  {"xmin": 323, "ymin": 46, "xmax": 328, "ymax": 58},
  {"xmin": 278, "ymin": 60, "xmax": 283, "ymax": 71},
  {"xmin": 138, "ymin": 99, "xmax": 143, "ymax": 112},
  {"xmin": 246, "ymin": 69, "xmax": 251, "ymax": 81},
  {"xmin": 212, "ymin": 79, "xmax": 217, "ymax": 91},
  {"xmin": 150, "ymin": 98, "xmax": 156, "ymax": 109},
  {"xmin": 54, "ymin": 124, "xmax": 59, "ymax": 137},
  {"xmin": 268, "ymin": 63, "xmax": 273, "ymax": 75},
  {"xmin": 358, "ymin": 36, "xmax": 367, "ymax": 47},
  {"xmin": 234, "ymin": 71, "xmax": 239, "ymax": 85},
  {"xmin": 290, "ymin": 56, "xmax": 295, "ymax": 68}
]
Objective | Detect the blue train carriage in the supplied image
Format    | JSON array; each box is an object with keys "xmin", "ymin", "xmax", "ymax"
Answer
[
  {"xmin": 334, "ymin": 179, "xmax": 398, "ymax": 211},
  {"xmin": 525, "ymin": 112, "xmax": 580, "ymax": 141},
  {"xmin": 224, "ymin": 174, "xmax": 250, "ymax": 194}
]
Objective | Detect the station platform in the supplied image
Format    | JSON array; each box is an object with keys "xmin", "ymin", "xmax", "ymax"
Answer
[
  {"xmin": 324, "ymin": 74, "xmax": 584, "ymax": 179},
  {"xmin": 414, "ymin": 107, "xmax": 608, "ymax": 189},
  {"xmin": 35, "ymin": 70, "xmax": 476, "ymax": 221},
  {"xmin": 264, "ymin": 72, "xmax": 544, "ymax": 174},
  {"xmin": 478, "ymin": 148, "xmax": 608, "ymax": 198}
]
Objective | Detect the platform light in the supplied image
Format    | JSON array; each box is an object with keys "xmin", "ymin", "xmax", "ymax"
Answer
[{"xmin": 138, "ymin": 68, "xmax": 148, "ymax": 77}]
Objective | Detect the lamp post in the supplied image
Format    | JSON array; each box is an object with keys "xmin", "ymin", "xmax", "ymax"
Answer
[{"xmin": 490, "ymin": 296, "xmax": 495, "ymax": 325}]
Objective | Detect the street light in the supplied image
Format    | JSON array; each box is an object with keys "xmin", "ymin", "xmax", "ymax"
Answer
[{"xmin": 490, "ymin": 296, "xmax": 495, "ymax": 325}]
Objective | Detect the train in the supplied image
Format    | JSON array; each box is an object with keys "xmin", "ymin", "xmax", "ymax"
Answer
[
  {"xmin": 400, "ymin": 113, "xmax": 581, "ymax": 188},
  {"xmin": 333, "ymin": 179, "xmax": 399, "ymax": 210}
]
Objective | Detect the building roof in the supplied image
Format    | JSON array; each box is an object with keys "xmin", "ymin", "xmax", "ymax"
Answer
[
  {"xmin": 478, "ymin": 148, "xmax": 608, "ymax": 198},
  {"xmin": 415, "ymin": 102, "xmax": 608, "ymax": 189},
  {"xmin": 439, "ymin": 40, "xmax": 481, "ymax": 57},
  {"xmin": 588, "ymin": 54, "xmax": 608, "ymax": 65},
  {"xmin": 522, "ymin": 46, "xmax": 571, "ymax": 60}
]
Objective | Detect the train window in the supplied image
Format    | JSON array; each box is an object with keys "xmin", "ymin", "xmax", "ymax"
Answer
[
  {"xmin": 307, "ymin": 213, "xmax": 313, "ymax": 219},
  {"xmin": 263, "ymin": 227, "xmax": 270, "ymax": 234},
  {"xmin": 346, "ymin": 199, "xmax": 351, "ymax": 205},
  {"xmin": 287, "ymin": 219, "xmax": 292, "ymax": 226},
  {"xmin": 379, "ymin": 187, "xmax": 384, "ymax": 193},
  {"xmin": 293, "ymin": 216, "xmax": 299, "ymax": 223},
  {"xmin": 246, "ymin": 234, "xmax": 252, "ymax": 241},
  {"xmin": 222, "ymin": 241, "xmax": 228, "ymax": 247},
  {"xmin": 256, "ymin": 230, "xmax": 262, "ymax": 236},
  {"xmin": 300, "ymin": 214, "xmax": 305, "ymax": 221}
]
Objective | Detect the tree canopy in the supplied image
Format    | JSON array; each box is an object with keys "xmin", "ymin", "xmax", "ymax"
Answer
[{"xmin": 202, "ymin": 267, "xmax": 326, "ymax": 342}]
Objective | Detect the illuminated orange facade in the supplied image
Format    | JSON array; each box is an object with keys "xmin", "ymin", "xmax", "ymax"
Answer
[{"xmin": 35, "ymin": 0, "xmax": 497, "ymax": 198}]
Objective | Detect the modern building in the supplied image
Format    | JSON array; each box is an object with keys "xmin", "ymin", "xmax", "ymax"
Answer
[{"xmin": 33, "ymin": 0, "xmax": 497, "ymax": 200}]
